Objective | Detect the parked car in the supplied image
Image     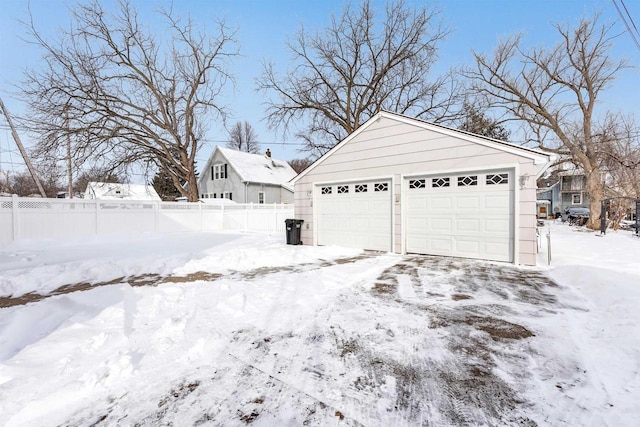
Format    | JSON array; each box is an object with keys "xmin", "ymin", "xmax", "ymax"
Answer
[
  {"xmin": 564, "ymin": 207, "xmax": 590, "ymax": 226},
  {"xmin": 620, "ymin": 220, "xmax": 640, "ymax": 231}
]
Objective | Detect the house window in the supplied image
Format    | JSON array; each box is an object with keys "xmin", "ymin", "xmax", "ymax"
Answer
[
  {"xmin": 212, "ymin": 164, "xmax": 227, "ymax": 180},
  {"xmin": 432, "ymin": 177, "xmax": 450, "ymax": 188},
  {"xmin": 458, "ymin": 175, "xmax": 478, "ymax": 186},
  {"xmin": 355, "ymin": 184, "xmax": 367, "ymax": 193},
  {"xmin": 409, "ymin": 179, "xmax": 425, "ymax": 189},
  {"xmin": 337, "ymin": 185, "xmax": 349, "ymax": 194},
  {"xmin": 374, "ymin": 183, "xmax": 388, "ymax": 192},
  {"xmin": 486, "ymin": 173, "xmax": 509, "ymax": 185},
  {"xmin": 223, "ymin": 192, "xmax": 232, "ymax": 200},
  {"xmin": 572, "ymin": 193, "xmax": 582, "ymax": 204},
  {"xmin": 258, "ymin": 192, "xmax": 265, "ymax": 204},
  {"xmin": 321, "ymin": 186, "xmax": 332, "ymax": 195}
]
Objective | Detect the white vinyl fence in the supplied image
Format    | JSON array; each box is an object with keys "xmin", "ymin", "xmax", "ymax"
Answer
[{"xmin": 0, "ymin": 196, "xmax": 294, "ymax": 243}]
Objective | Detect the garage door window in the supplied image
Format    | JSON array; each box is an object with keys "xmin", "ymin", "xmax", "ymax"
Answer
[
  {"xmin": 457, "ymin": 175, "xmax": 478, "ymax": 186},
  {"xmin": 321, "ymin": 186, "xmax": 332, "ymax": 194},
  {"xmin": 486, "ymin": 173, "xmax": 509, "ymax": 185},
  {"xmin": 432, "ymin": 177, "xmax": 450, "ymax": 188},
  {"xmin": 337, "ymin": 185, "xmax": 349, "ymax": 194},
  {"xmin": 355, "ymin": 184, "xmax": 367, "ymax": 193},
  {"xmin": 374, "ymin": 183, "xmax": 388, "ymax": 192},
  {"xmin": 409, "ymin": 179, "xmax": 426, "ymax": 189}
]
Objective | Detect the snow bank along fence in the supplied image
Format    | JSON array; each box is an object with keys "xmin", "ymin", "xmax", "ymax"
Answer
[{"xmin": 0, "ymin": 196, "xmax": 294, "ymax": 243}]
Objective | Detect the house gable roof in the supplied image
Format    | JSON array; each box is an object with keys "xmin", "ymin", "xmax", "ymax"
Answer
[
  {"xmin": 292, "ymin": 111, "xmax": 555, "ymax": 184},
  {"xmin": 208, "ymin": 146, "xmax": 297, "ymax": 190},
  {"xmin": 85, "ymin": 182, "xmax": 161, "ymax": 201}
]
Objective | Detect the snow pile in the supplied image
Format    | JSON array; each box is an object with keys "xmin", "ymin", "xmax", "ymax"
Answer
[
  {"xmin": 0, "ymin": 232, "xmax": 241, "ymax": 298},
  {"xmin": 0, "ymin": 223, "xmax": 638, "ymax": 425},
  {"xmin": 534, "ymin": 223, "xmax": 640, "ymax": 425},
  {"xmin": 0, "ymin": 235, "xmax": 393, "ymax": 426}
]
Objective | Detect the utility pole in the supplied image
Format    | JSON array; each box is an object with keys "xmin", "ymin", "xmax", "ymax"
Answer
[{"xmin": 0, "ymin": 96, "xmax": 47, "ymax": 198}]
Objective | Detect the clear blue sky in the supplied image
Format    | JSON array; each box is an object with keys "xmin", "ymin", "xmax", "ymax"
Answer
[{"xmin": 1, "ymin": 0, "xmax": 638, "ymax": 183}]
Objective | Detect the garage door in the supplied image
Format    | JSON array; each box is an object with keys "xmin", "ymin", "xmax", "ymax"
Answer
[
  {"xmin": 405, "ymin": 171, "xmax": 514, "ymax": 262},
  {"xmin": 317, "ymin": 180, "xmax": 392, "ymax": 251}
]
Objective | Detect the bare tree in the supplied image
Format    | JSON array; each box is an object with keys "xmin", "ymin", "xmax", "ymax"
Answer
[
  {"xmin": 5, "ymin": 162, "xmax": 64, "ymax": 197},
  {"xmin": 466, "ymin": 14, "xmax": 630, "ymax": 229},
  {"xmin": 600, "ymin": 113, "xmax": 640, "ymax": 198},
  {"xmin": 257, "ymin": 0, "xmax": 459, "ymax": 156},
  {"xmin": 227, "ymin": 121, "xmax": 260, "ymax": 153},
  {"xmin": 287, "ymin": 158, "xmax": 313, "ymax": 174},
  {"xmin": 21, "ymin": 0, "xmax": 238, "ymax": 201}
]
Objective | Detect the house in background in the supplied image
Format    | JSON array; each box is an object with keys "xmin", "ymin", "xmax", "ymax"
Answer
[
  {"xmin": 292, "ymin": 111, "xmax": 554, "ymax": 266},
  {"xmin": 84, "ymin": 182, "xmax": 161, "ymax": 201},
  {"xmin": 536, "ymin": 182, "xmax": 559, "ymax": 218},
  {"xmin": 536, "ymin": 169, "xmax": 591, "ymax": 218},
  {"xmin": 557, "ymin": 170, "xmax": 590, "ymax": 215},
  {"xmin": 197, "ymin": 146, "xmax": 296, "ymax": 204}
]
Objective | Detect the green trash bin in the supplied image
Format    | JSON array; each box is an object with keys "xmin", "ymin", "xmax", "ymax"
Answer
[{"xmin": 285, "ymin": 219, "xmax": 304, "ymax": 245}]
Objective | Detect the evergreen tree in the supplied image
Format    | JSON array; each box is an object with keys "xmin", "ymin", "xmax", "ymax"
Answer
[
  {"xmin": 459, "ymin": 103, "xmax": 510, "ymax": 141},
  {"xmin": 152, "ymin": 168, "xmax": 182, "ymax": 201}
]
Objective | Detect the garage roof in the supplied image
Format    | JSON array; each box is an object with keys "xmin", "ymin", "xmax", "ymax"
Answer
[{"xmin": 292, "ymin": 111, "xmax": 555, "ymax": 184}]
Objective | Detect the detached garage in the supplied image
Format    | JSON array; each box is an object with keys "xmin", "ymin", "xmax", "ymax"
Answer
[{"xmin": 292, "ymin": 111, "xmax": 554, "ymax": 266}]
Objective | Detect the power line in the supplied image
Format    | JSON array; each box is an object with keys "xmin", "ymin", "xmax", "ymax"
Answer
[
  {"xmin": 202, "ymin": 138, "xmax": 307, "ymax": 146},
  {"xmin": 0, "ymin": 126, "xmax": 310, "ymax": 146},
  {"xmin": 621, "ymin": 0, "xmax": 640, "ymax": 36},
  {"xmin": 612, "ymin": 0, "xmax": 640, "ymax": 52}
]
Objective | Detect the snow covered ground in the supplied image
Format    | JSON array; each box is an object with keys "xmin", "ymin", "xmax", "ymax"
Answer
[{"xmin": 0, "ymin": 224, "xmax": 638, "ymax": 426}]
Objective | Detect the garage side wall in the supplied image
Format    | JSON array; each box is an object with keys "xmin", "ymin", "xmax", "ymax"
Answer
[
  {"xmin": 294, "ymin": 117, "xmax": 540, "ymax": 265},
  {"xmin": 517, "ymin": 162, "xmax": 539, "ymax": 266}
]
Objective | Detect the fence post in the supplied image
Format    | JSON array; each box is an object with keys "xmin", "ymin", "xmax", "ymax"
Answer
[
  {"xmin": 274, "ymin": 202, "xmax": 277, "ymax": 233},
  {"xmin": 221, "ymin": 201, "xmax": 225, "ymax": 230},
  {"xmin": 199, "ymin": 201, "xmax": 203, "ymax": 232},
  {"xmin": 244, "ymin": 203, "xmax": 250, "ymax": 232},
  {"xmin": 155, "ymin": 201, "xmax": 160, "ymax": 233},
  {"xmin": 12, "ymin": 194, "xmax": 19, "ymax": 241},
  {"xmin": 94, "ymin": 198, "xmax": 100, "ymax": 236}
]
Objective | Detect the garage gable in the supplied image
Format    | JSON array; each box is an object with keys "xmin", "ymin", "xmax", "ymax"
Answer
[{"xmin": 292, "ymin": 111, "xmax": 551, "ymax": 186}]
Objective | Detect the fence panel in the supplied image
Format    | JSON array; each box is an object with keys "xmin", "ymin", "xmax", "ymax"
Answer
[
  {"xmin": 158, "ymin": 202, "xmax": 203, "ymax": 233},
  {"xmin": 98, "ymin": 200, "xmax": 157, "ymax": 235},
  {"xmin": 0, "ymin": 198, "xmax": 15, "ymax": 242},
  {"xmin": 0, "ymin": 196, "xmax": 294, "ymax": 243}
]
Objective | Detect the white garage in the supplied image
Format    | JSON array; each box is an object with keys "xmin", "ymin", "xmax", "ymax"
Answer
[
  {"xmin": 405, "ymin": 170, "xmax": 514, "ymax": 262},
  {"xmin": 292, "ymin": 111, "xmax": 553, "ymax": 266},
  {"xmin": 316, "ymin": 180, "xmax": 392, "ymax": 251}
]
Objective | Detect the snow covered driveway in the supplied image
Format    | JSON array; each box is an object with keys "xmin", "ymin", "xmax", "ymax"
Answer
[{"xmin": 0, "ymin": 227, "xmax": 638, "ymax": 426}]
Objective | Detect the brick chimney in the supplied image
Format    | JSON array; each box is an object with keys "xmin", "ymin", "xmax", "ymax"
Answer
[{"xmin": 265, "ymin": 148, "xmax": 271, "ymax": 158}]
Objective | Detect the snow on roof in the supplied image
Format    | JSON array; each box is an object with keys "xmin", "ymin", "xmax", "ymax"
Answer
[
  {"xmin": 85, "ymin": 182, "xmax": 161, "ymax": 201},
  {"xmin": 216, "ymin": 146, "xmax": 297, "ymax": 188},
  {"xmin": 198, "ymin": 198, "xmax": 237, "ymax": 205},
  {"xmin": 558, "ymin": 169, "xmax": 585, "ymax": 176}
]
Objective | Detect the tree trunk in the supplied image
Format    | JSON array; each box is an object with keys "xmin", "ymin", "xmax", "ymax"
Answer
[
  {"xmin": 586, "ymin": 168, "xmax": 605, "ymax": 230},
  {"xmin": 186, "ymin": 168, "xmax": 199, "ymax": 202}
]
